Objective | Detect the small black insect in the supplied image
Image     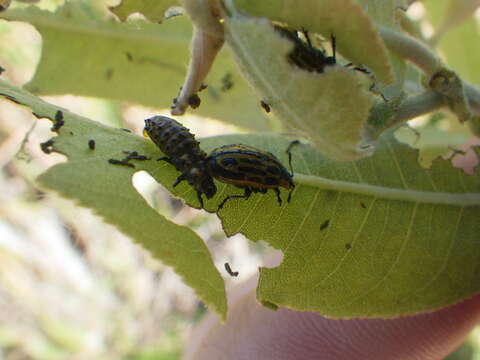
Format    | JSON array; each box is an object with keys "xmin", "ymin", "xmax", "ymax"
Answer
[
  {"xmin": 345, "ymin": 243, "xmax": 352, "ymax": 250},
  {"xmin": 88, "ymin": 139, "xmax": 95, "ymax": 150},
  {"xmin": 206, "ymin": 141, "xmax": 298, "ymax": 210},
  {"xmin": 0, "ymin": 65, "xmax": 5, "ymax": 75},
  {"xmin": 320, "ymin": 219, "xmax": 330, "ymax": 231},
  {"xmin": 221, "ymin": 73, "xmax": 234, "ymax": 92},
  {"xmin": 40, "ymin": 139, "xmax": 55, "ymax": 154},
  {"xmin": 143, "ymin": 116, "xmax": 216, "ymax": 208},
  {"xmin": 275, "ymin": 25, "xmax": 337, "ymax": 73},
  {"xmin": 108, "ymin": 151, "xmax": 150, "ymax": 168},
  {"xmin": 122, "ymin": 151, "xmax": 151, "ymax": 161},
  {"xmin": 224, "ymin": 262, "xmax": 239, "ymax": 277},
  {"xmin": 187, "ymin": 94, "xmax": 201, "ymax": 109},
  {"xmin": 108, "ymin": 158, "xmax": 135, "ymax": 168},
  {"xmin": 51, "ymin": 110, "xmax": 64, "ymax": 132},
  {"xmin": 260, "ymin": 100, "xmax": 271, "ymax": 113}
]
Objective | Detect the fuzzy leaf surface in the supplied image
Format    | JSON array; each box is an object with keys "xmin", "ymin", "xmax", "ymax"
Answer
[
  {"xmin": 0, "ymin": 79, "xmax": 227, "ymax": 319},
  {"xmin": 232, "ymin": 0, "xmax": 394, "ymax": 84},
  {"xmin": 224, "ymin": 12, "xmax": 376, "ymax": 161},
  {"xmin": 425, "ymin": 0, "xmax": 480, "ymax": 86},
  {"xmin": 0, "ymin": 4, "xmax": 270, "ymax": 130}
]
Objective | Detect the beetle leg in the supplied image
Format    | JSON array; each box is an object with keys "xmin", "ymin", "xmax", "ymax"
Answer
[
  {"xmin": 331, "ymin": 33, "xmax": 336, "ymax": 62},
  {"xmin": 274, "ymin": 188, "xmax": 282, "ymax": 206},
  {"xmin": 287, "ymin": 188, "xmax": 294, "ymax": 203},
  {"xmin": 196, "ymin": 191, "xmax": 204, "ymax": 208},
  {"xmin": 172, "ymin": 174, "xmax": 186, "ymax": 187},
  {"xmin": 217, "ymin": 188, "xmax": 252, "ymax": 211},
  {"xmin": 286, "ymin": 140, "xmax": 300, "ymax": 176}
]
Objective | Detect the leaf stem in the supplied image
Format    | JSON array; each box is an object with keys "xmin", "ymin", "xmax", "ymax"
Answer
[
  {"xmin": 294, "ymin": 173, "xmax": 480, "ymax": 207},
  {"xmin": 378, "ymin": 26, "xmax": 441, "ymax": 77}
]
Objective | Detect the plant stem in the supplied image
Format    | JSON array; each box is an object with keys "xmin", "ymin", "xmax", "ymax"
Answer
[{"xmin": 378, "ymin": 26, "xmax": 441, "ymax": 76}]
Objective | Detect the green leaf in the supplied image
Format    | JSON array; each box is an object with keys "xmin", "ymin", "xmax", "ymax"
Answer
[
  {"xmin": 424, "ymin": 0, "xmax": 480, "ymax": 85},
  {"xmin": 356, "ymin": 0, "xmax": 409, "ymax": 27},
  {"xmin": 0, "ymin": 4, "xmax": 271, "ymax": 131},
  {"xmin": 0, "ymin": 79, "xmax": 227, "ymax": 320},
  {"xmin": 232, "ymin": 0, "xmax": 394, "ymax": 84},
  {"xmin": 426, "ymin": 0, "xmax": 480, "ymax": 44},
  {"xmin": 438, "ymin": 19, "xmax": 480, "ymax": 86},
  {"xmin": 223, "ymin": 11, "xmax": 376, "ymax": 161},
  {"xmin": 109, "ymin": 0, "xmax": 178, "ymax": 22},
  {"xmin": 199, "ymin": 133, "xmax": 480, "ymax": 318}
]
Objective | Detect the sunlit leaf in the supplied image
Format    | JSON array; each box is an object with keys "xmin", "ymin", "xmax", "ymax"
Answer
[
  {"xmin": 232, "ymin": 0, "xmax": 394, "ymax": 84},
  {"xmin": 109, "ymin": 0, "xmax": 178, "ymax": 22},
  {"xmin": 0, "ymin": 79, "xmax": 227, "ymax": 320},
  {"xmin": 223, "ymin": 11, "xmax": 376, "ymax": 161},
  {"xmin": 0, "ymin": 4, "xmax": 271, "ymax": 130}
]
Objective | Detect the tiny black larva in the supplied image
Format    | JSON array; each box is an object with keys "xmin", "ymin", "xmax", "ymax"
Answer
[{"xmin": 143, "ymin": 116, "xmax": 297, "ymax": 211}]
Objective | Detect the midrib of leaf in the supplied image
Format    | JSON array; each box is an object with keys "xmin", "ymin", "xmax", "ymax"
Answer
[{"xmin": 294, "ymin": 173, "xmax": 479, "ymax": 206}]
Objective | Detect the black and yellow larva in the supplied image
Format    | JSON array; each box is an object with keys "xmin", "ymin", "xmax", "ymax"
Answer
[
  {"xmin": 143, "ymin": 116, "xmax": 216, "ymax": 208},
  {"xmin": 143, "ymin": 116, "xmax": 297, "ymax": 211}
]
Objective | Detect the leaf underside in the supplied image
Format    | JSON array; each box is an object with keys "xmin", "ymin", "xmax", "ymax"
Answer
[
  {"xmin": 0, "ymin": 79, "xmax": 227, "ymax": 320},
  {"xmin": 232, "ymin": 0, "xmax": 395, "ymax": 84},
  {"xmin": 3, "ymin": 76, "xmax": 480, "ymax": 318},
  {"xmin": 203, "ymin": 132, "xmax": 480, "ymax": 318},
  {"xmin": 223, "ymin": 12, "xmax": 377, "ymax": 161}
]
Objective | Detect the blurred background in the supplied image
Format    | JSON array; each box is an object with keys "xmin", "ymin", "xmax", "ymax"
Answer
[{"xmin": 0, "ymin": 0, "xmax": 479, "ymax": 359}]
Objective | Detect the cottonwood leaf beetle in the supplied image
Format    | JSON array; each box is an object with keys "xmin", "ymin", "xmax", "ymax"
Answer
[
  {"xmin": 206, "ymin": 142, "xmax": 297, "ymax": 210},
  {"xmin": 143, "ymin": 116, "xmax": 298, "ymax": 211}
]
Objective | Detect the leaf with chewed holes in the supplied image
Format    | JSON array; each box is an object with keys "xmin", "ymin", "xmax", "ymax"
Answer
[
  {"xmin": 0, "ymin": 79, "xmax": 227, "ymax": 320},
  {"xmin": 0, "ymin": 3, "xmax": 271, "ymax": 131},
  {"xmin": 232, "ymin": 0, "xmax": 394, "ymax": 84},
  {"xmin": 2, "ymin": 80, "xmax": 480, "ymax": 319},
  {"xmin": 223, "ymin": 11, "xmax": 376, "ymax": 161},
  {"xmin": 109, "ymin": 0, "xmax": 178, "ymax": 22},
  {"xmin": 196, "ymin": 132, "xmax": 480, "ymax": 318}
]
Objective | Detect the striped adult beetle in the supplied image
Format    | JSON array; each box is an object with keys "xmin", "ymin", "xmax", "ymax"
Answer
[
  {"xmin": 143, "ymin": 116, "xmax": 297, "ymax": 211},
  {"xmin": 206, "ymin": 143, "xmax": 297, "ymax": 210}
]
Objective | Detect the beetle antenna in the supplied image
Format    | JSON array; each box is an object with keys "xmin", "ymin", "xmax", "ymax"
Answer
[
  {"xmin": 331, "ymin": 33, "xmax": 336, "ymax": 62},
  {"xmin": 302, "ymin": 28, "xmax": 312, "ymax": 48},
  {"xmin": 286, "ymin": 140, "xmax": 300, "ymax": 176}
]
